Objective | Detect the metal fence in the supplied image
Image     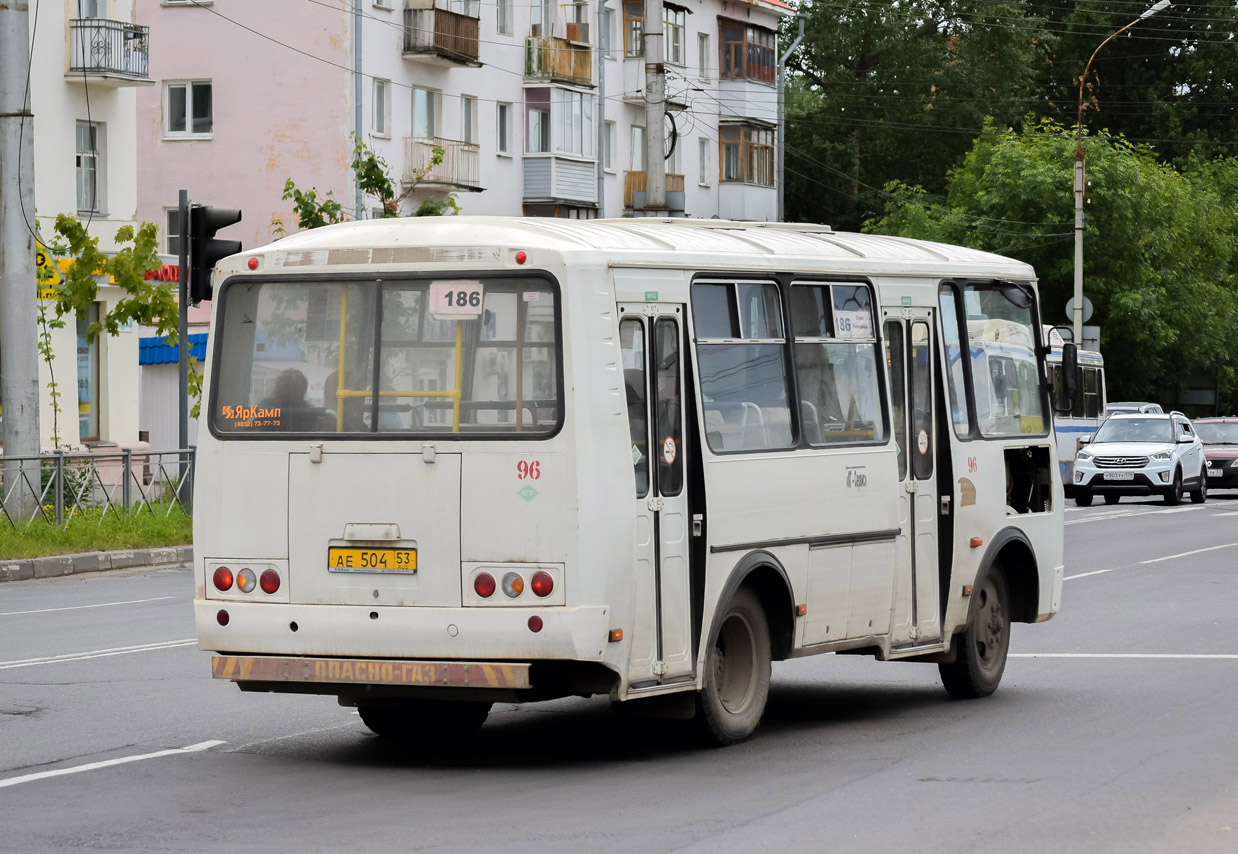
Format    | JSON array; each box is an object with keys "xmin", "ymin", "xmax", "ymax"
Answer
[{"xmin": 0, "ymin": 448, "xmax": 194, "ymax": 529}]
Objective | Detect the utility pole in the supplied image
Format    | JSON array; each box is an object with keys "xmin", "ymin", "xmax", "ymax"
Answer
[
  {"xmin": 353, "ymin": 0, "xmax": 364, "ymax": 218},
  {"xmin": 643, "ymin": 0, "xmax": 665, "ymax": 213},
  {"xmin": 1, "ymin": 1, "xmax": 41, "ymax": 489}
]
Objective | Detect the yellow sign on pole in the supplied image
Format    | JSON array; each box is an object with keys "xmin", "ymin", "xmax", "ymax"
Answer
[{"xmin": 36, "ymin": 242, "xmax": 61, "ymax": 300}]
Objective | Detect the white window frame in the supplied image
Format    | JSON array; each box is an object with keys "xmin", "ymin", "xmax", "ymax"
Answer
[
  {"xmin": 412, "ymin": 87, "xmax": 439, "ymax": 139},
  {"xmin": 698, "ymin": 136, "xmax": 710, "ymax": 186},
  {"xmin": 496, "ymin": 0, "xmax": 512, "ymax": 34},
  {"xmin": 602, "ymin": 7, "xmax": 615, "ymax": 59},
  {"xmin": 165, "ymin": 207, "xmax": 181, "ymax": 254},
  {"xmin": 76, "ymin": 120, "xmax": 105, "ymax": 214},
  {"xmin": 604, "ymin": 121, "xmax": 616, "ymax": 172},
  {"xmin": 497, "ymin": 102, "xmax": 512, "ymax": 156},
  {"xmin": 631, "ymin": 125, "xmax": 645, "ymax": 171},
  {"xmin": 164, "ymin": 79, "xmax": 213, "ymax": 139},
  {"xmin": 461, "ymin": 95, "xmax": 477, "ymax": 144},
  {"xmin": 373, "ymin": 78, "xmax": 390, "ymax": 138},
  {"xmin": 372, "ymin": 0, "xmax": 393, "ymax": 9},
  {"xmin": 664, "ymin": 6, "xmax": 685, "ymax": 66},
  {"xmin": 78, "ymin": 0, "xmax": 105, "ymax": 17},
  {"xmin": 698, "ymin": 32, "xmax": 710, "ymax": 80}
]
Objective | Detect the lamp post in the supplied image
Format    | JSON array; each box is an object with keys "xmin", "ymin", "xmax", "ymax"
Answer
[{"xmin": 1073, "ymin": 0, "xmax": 1170, "ymax": 347}]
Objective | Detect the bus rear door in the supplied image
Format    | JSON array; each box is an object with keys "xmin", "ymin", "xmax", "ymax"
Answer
[
  {"xmin": 884, "ymin": 312, "xmax": 943, "ymax": 646},
  {"xmin": 620, "ymin": 306, "xmax": 693, "ymax": 686}
]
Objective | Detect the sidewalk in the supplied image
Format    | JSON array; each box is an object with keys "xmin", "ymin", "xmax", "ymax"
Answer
[{"xmin": 0, "ymin": 546, "xmax": 193, "ymax": 583}]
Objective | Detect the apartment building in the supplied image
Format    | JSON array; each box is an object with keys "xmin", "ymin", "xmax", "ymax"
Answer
[
  {"xmin": 7, "ymin": 0, "xmax": 152, "ymax": 450},
  {"xmin": 135, "ymin": 0, "xmax": 789, "ymax": 246}
]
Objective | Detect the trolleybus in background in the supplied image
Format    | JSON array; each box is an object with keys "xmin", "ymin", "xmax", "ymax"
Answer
[
  {"xmin": 194, "ymin": 217, "xmax": 1072, "ymax": 746},
  {"xmin": 1045, "ymin": 328, "xmax": 1105, "ymax": 493}
]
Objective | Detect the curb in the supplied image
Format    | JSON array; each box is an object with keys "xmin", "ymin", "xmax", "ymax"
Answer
[{"xmin": 0, "ymin": 545, "xmax": 193, "ymax": 583}]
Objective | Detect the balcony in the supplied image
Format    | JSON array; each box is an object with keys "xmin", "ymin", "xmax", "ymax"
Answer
[
  {"xmin": 624, "ymin": 172, "xmax": 686, "ymax": 213},
  {"xmin": 403, "ymin": 0, "xmax": 481, "ymax": 67},
  {"xmin": 403, "ymin": 137, "xmax": 482, "ymax": 192},
  {"xmin": 67, "ymin": 18, "xmax": 153, "ymax": 86},
  {"xmin": 525, "ymin": 33, "xmax": 593, "ymax": 88},
  {"xmin": 523, "ymin": 155, "xmax": 597, "ymax": 206}
]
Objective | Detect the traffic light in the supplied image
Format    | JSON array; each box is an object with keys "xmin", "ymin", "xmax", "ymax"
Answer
[{"xmin": 188, "ymin": 204, "xmax": 242, "ymax": 303}]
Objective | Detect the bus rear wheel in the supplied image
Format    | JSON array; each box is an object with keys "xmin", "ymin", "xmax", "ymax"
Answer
[
  {"xmin": 695, "ymin": 586, "xmax": 771, "ymax": 746},
  {"xmin": 358, "ymin": 700, "xmax": 492, "ymax": 741},
  {"xmin": 939, "ymin": 570, "xmax": 1010, "ymax": 699}
]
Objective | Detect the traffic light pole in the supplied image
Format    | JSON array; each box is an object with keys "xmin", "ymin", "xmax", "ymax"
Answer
[{"xmin": 177, "ymin": 189, "xmax": 191, "ymax": 507}]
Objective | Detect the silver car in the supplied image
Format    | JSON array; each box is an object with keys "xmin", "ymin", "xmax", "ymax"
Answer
[{"xmin": 1073, "ymin": 412, "xmax": 1207, "ymax": 506}]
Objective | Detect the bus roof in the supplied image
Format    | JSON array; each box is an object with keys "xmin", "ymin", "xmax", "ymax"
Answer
[{"xmin": 244, "ymin": 217, "xmax": 1037, "ymax": 280}]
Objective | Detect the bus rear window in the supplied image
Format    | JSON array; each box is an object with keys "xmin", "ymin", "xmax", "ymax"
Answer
[{"xmin": 210, "ymin": 277, "xmax": 561, "ymax": 437}]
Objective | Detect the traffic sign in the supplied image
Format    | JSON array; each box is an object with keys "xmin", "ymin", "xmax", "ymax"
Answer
[{"xmin": 1065, "ymin": 296, "xmax": 1093, "ymax": 324}]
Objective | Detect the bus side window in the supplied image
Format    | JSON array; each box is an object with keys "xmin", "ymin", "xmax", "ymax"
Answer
[{"xmin": 938, "ymin": 285, "xmax": 972, "ymax": 437}]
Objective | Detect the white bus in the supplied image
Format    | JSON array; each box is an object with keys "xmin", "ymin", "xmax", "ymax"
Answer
[
  {"xmin": 194, "ymin": 217, "xmax": 1069, "ymax": 746},
  {"xmin": 1045, "ymin": 331, "xmax": 1105, "ymax": 492}
]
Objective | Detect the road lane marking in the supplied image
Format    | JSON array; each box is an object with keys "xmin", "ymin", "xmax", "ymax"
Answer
[
  {"xmin": 0, "ymin": 596, "xmax": 177, "ymax": 617},
  {"xmin": 1212, "ymin": 512, "xmax": 1238, "ymax": 517},
  {"xmin": 1064, "ymin": 568, "xmax": 1117, "ymax": 580},
  {"xmin": 1139, "ymin": 542, "xmax": 1238, "ymax": 565},
  {"xmin": 1066, "ymin": 505, "xmax": 1211, "ymax": 525},
  {"xmin": 0, "ymin": 741, "xmax": 225, "ymax": 790},
  {"xmin": 1012, "ymin": 654, "xmax": 1238, "ymax": 659},
  {"xmin": 0, "ymin": 639, "xmax": 197, "ymax": 670}
]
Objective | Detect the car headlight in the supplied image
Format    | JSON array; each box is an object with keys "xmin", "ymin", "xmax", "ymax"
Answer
[
  {"xmin": 1150, "ymin": 451, "xmax": 1172, "ymax": 461},
  {"xmin": 1231, "ymin": 459, "xmax": 1238, "ymax": 468},
  {"xmin": 1076, "ymin": 450, "xmax": 1093, "ymax": 461}
]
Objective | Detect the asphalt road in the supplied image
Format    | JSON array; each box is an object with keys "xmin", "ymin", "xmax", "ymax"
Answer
[{"xmin": 2, "ymin": 492, "xmax": 1236, "ymax": 853}]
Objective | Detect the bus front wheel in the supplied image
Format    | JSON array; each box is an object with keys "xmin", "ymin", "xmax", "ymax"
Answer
[
  {"xmin": 939, "ymin": 570, "xmax": 1010, "ymax": 700},
  {"xmin": 358, "ymin": 700, "xmax": 492, "ymax": 741},
  {"xmin": 696, "ymin": 586, "xmax": 771, "ymax": 746}
]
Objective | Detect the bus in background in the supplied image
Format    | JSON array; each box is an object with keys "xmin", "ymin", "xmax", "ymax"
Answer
[
  {"xmin": 194, "ymin": 217, "xmax": 1073, "ymax": 747},
  {"xmin": 1046, "ymin": 328, "xmax": 1105, "ymax": 494}
]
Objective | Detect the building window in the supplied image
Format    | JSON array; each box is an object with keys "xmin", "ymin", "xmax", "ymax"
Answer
[
  {"xmin": 531, "ymin": 0, "xmax": 552, "ymax": 36},
  {"xmin": 604, "ymin": 121, "xmax": 615, "ymax": 171},
  {"xmin": 373, "ymin": 78, "xmax": 390, "ymax": 137},
  {"xmin": 412, "ymin": 87, "xmax": 437, "ymax": 138},
  {"xmin": 373, "ymin": 0, "xmax": 393, "ymax": 8},
  {"xmin": 664, "ymin": 6, "xmax": 685, "ymax": 65},
  {"xmin": 165, "ymin": 207, "xmax": 181, "ymax": 254},
  {"xmin": 525, "ymin": 89, "xmax": 550, "ymax": 153},
  {"xmin": 719, "ymin": 124, "xmax": 774, "ymax": 186},
  {"xmin": 525, "ymin": 88, "xmax": 594, "ymax": 158},
  {"xmin": 631, "ymin": 125, "xmax": 645, "ymax": 171},
  {"xmin": 77, "ymin": 0, "xmax": 105, "ymax": 18},
  {"xmin": 698, "ymin": 33, "xmax": 710, "ymax": 79},
  {"xmin": 77, "ymin": 303, "xmax": 101, "ymax": 442},
  {"xmin": 720, "ymin": 20, "xmax": 775, "ymax": 85},
  {"xmin": 76, "ymin": 121, "xmax": 104, "ymax": 214},
  {"xmin": 461, "ymin": 96, "xmax": 477, "ymax": 144},
  {"xmin": 496, "ymin": 0, "xmax": 511, "ymax": 34},
  {"xmin": 497, "ymin": 102, "xmax": 511, "ymax": 155},
  {"xmin": 165, "ymin": 80, "xmax": 212, "ymax": 137},
  {"xmin": 623, "ymin": 1, "xmax": 643, "ymax": 57},
  {"xmin": 602, "ymin": 7, "xmax": 615, "ymax": 57},
  {"xmin": 698, "ymin": 136, "xmax": 710, "ymax": 186}
]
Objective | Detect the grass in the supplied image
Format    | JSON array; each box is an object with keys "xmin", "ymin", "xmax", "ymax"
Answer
[{"xmin": 0, "ymin": 506, "xmax": 192, "ymax": 560}]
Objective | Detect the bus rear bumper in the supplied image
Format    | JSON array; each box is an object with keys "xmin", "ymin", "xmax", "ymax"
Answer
[
  {"xmin": 194, "ymin": 600, "xmax": 612, "ymax": 663},
  {"xmin": 212, "ymin": 654, "xmax": 531, "ymax": 690}
]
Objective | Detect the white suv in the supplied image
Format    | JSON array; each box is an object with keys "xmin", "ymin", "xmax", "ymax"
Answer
[{"xmin": 1073, "ymin": 412, "xmax": 1207, "ymax": 506}]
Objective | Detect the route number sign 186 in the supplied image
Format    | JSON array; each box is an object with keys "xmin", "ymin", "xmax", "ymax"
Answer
[{"xmin": 430, "ymin": 281, "xmax": 485, "ymax": 319}]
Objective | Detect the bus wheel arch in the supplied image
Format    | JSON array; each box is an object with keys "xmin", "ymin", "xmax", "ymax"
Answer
[
  {"xmin": 709, "ymin": 551, "xmax": 796, "ymax": 662},
  {"xmin": 972, "ymin": 528, "xmax": 1040, "ymax": 625}
]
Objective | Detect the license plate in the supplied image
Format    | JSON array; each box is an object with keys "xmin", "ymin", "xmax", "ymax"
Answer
[
  {"xmin": 1208, "ymin": 468, "xmax": 1222, "ymax": 478},
  {"xmin": 1103, "ymin": 471, "xmax": 1135, "ymax": 480},
  {"xmin": 328, "ymin": 547, "xmax": 417, "ymax": 573}
]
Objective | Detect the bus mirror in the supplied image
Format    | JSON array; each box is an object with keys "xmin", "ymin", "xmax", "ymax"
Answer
[{"xmin": 1055, "ymin": 343, "xmax": 1079, "ymax": 415}]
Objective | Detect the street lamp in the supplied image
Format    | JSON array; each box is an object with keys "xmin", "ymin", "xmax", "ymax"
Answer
[{"xmin": 1072, "ymin": 0, "xmax": 1170, "ymax": 347}]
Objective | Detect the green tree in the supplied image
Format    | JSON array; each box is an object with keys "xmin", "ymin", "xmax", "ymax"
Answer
[
  {"xmin": 783, "ymin": 0, "xmax": 1046, "ymax": 230},
  {"xmin": 866, "ymin": 120, "xmax": 1238, "ymax": 410},
  {"xmin": 282, "ymin": 137, "xmax": 459, "ymax": 231}
]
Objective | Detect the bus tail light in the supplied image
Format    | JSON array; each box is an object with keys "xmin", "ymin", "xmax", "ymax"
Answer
[
  {"xmin": 474, "ymin": 572, "xmax": 497, "ymax": 598},
  {"xmin": 213, "ymin": 567, "xmax": 234, "ymax": 591},
  {"xmin": 530, "ymin": 571, "xmax": 554, "ymax": 598},
  {"xmin": 237, "ymin": 568, "xmax": 257, "ymax": 593},
  {"xmin": 502, "ymin": 572, "xmax": 525, "ymax": 598},
  {"xmin": 217, "ymin": 609, "xmax": 230, "ymax": 626},
  {"xmin": 260, "ymin": 569, "xmax": 281, "ymax": 594},
  {"xmin": 528, "ymin": 615, "xmax": 543, "ymax": 633}
]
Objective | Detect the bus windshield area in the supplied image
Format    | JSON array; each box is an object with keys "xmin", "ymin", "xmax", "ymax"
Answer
[
  {"xmin": 1093, "ymin": 417, "xmax": 1174, "ymax": 444},
  {"xmin": 210, "ymin": 277, "xmax": 561, "ymax": 437}
]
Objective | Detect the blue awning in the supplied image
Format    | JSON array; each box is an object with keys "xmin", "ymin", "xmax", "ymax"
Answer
[{"xmin": 139, "ymin": 333, "xmax": 208, "ymax": 365}]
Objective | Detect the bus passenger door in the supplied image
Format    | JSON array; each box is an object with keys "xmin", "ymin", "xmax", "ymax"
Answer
[
  {"xmin": 884, "ymin": 314, "xmax": 942, "ymax": 647},
  {"xmin": 620, "ymin": 307, "xmax": 693, "ymax": 686}
]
